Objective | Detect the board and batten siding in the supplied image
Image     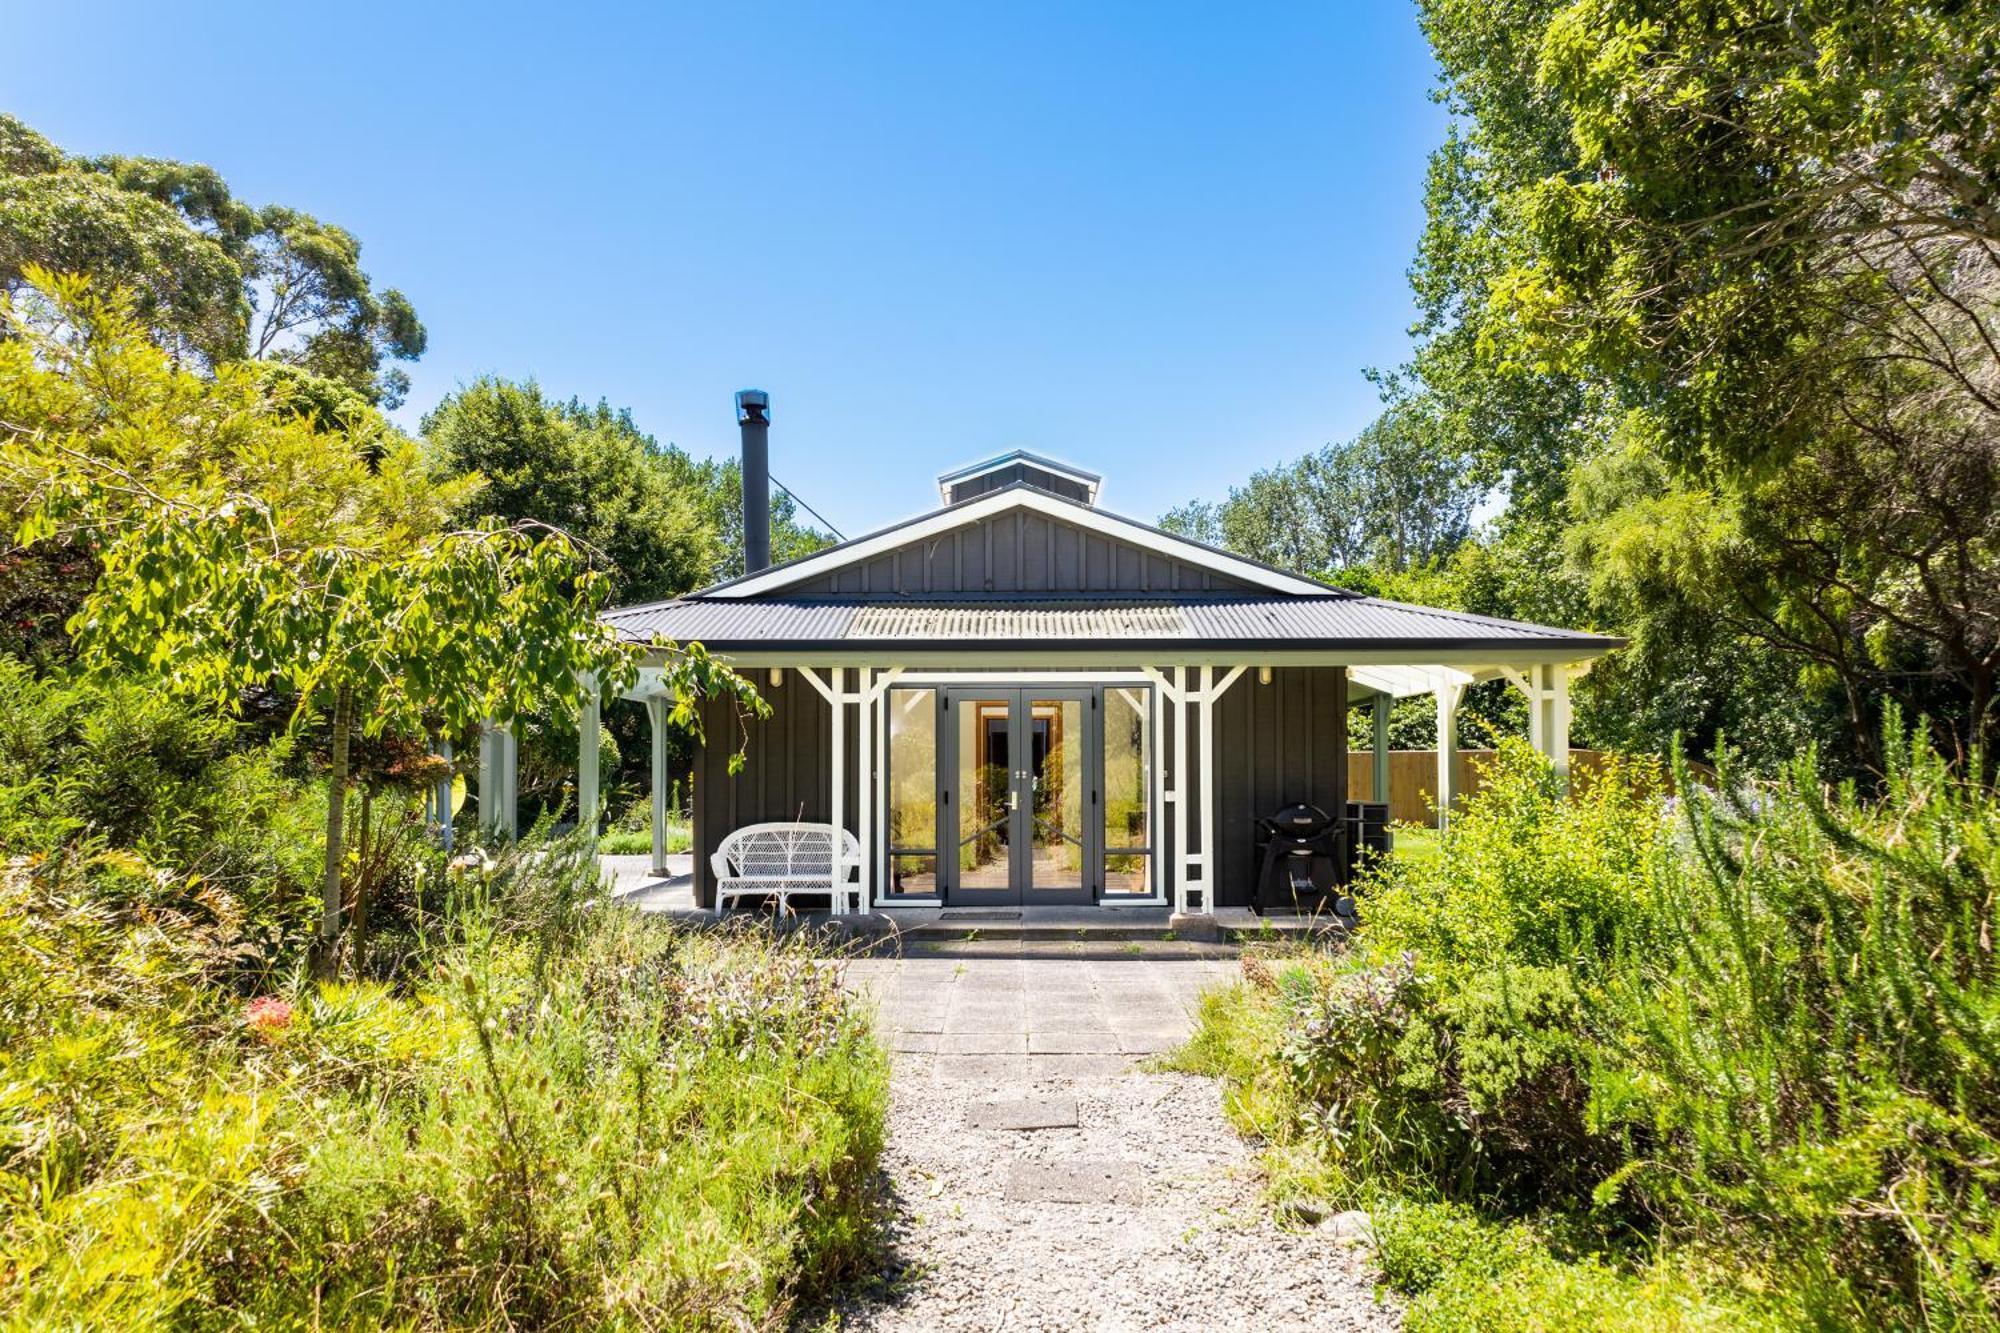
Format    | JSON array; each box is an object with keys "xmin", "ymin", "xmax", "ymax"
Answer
[
  {"xmin": 1194, "ymin": 665, "xmax": 1349, "ymax": 909},
  {"xmin": 692, "ymin": 663, "xmax": 1350, "ymax": 910},
  {"xmin": 690, "ymin": 673, "xmax": 859, "ymax": 909},
  {"xmin": 785, "ymin": 509, "xmax": 1265, "ymax": 598}
]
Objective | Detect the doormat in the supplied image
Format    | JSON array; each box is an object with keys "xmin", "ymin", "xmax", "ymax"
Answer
[{"xmin": 940, "ymin": 909, "xmax": 1022, "ymax": 921}]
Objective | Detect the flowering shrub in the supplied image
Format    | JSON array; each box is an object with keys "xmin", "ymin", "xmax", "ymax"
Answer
[
  {"xmin": 1278, "ymin": 952, "xmax": 1602, "ymax": 1201},
  {"xmin": 242, "ymin": 995, "xmax": 292, "ymax": 1043}
]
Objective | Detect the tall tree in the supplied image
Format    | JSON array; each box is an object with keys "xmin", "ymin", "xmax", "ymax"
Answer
[
  {"xmin": 421, "ymin": 379, "xmax": 719, "ymax": 606},
  {"xmin": 424, "ymin": 376, "xmax": 834, "ymax": 598},
  {"xmin": 1361, "ymin": 0, "xmax": 2000, "ymax": 770},
  {"xmin": 1496, "ymin": 0, "xmax": 2000, "ymax": 759},
  {"xmin": 421, "ymin": 378, "xmax": 830, "ymax": 816},
  {"xmin": 0, "ymin": 114, "xmax": 425, "ymax": 406},
  {"xmin": 1162, "ymin": 400, "xmax": 1476, "ymax": 575},
  {"xmin": 0, "ymin": 273, "xmax": 758, "ymax": 970}
]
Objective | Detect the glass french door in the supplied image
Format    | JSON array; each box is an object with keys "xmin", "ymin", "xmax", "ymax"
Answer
[
  {"xmin": 942, "ymin": 688, "xmax": 1095, "ymax": 905},
  {"xmin": 883, "ymin": 683, "xmax": 1157, "ymax": 905}
]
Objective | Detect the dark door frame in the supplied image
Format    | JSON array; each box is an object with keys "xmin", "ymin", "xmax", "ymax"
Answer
[{"xmin": 940, "ymin": 686, "xmax": 1098, "ymax": 906}]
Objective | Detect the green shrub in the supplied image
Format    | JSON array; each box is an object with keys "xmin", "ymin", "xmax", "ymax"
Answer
[
  {"xmin": 0, "ymin": 827, "xmax": 890, "ymax": 1329},
  {"xmin": 1181, "ymin": 721, "xmax": 2000, "ymax": 1328},
  {"xmin": 1266, "ymin": 740, "xmax": 1661, "ymax": 1208},
  {"xmin": 0, "ymin": 656, "xmax": 323, "ymax": 966},
  {"xmin": 1276, "ymin": 954, "xmax": 1606, "ymax": 1203},
  {"xmin": 1360, "ymin": 740, "xmax": 1667, "ymax": 984},
  {"xmin": 1375, "ymin": 1201, "xmax": 1782, "ymax": 1332}
]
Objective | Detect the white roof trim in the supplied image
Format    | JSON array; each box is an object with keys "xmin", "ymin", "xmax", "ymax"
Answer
[
  {"xmin": 935, "ymin": 450, "xmax": 1102, "ymax": 504},
  {"xmin": 710, "ymin": 485, "xmax": 1337, "ymax": 600}
]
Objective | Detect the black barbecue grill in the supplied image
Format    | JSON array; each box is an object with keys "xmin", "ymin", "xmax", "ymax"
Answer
[{"xmin": 1251, "ymin": 802, "xmax": 1354, "ymax": 922}]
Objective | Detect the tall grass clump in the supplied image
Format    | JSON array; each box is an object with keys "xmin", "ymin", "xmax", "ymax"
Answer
[{"xmin": 0, "ymin": 825, "xmax": 889, "ymax": 1330}]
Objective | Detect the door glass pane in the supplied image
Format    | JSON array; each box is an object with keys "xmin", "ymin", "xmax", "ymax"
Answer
[
  {"xmin": 887, "ymin": 687, "xmax": 937, "ymax": 895},
  {"xmin": 1104, "ymin": 686, "xmax": 1151, "ymax": 894},
  {"xmin": 1027, "ymin": 697, "xmax": 1085, "ymax": 891},
  {"xmin": 957, "ymin": 698, "xmax": 1012, "ymax": 889}
]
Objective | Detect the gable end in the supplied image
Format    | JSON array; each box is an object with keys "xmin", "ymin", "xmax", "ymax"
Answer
[{"xmin": 787, "ymin": 506, "xmax": 1267, "ymax": 597}]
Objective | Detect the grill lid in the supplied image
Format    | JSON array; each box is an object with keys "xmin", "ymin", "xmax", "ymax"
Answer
[{"xmin": 1264, "ymin": 802, "xmax": 1333, "ymax": 835}]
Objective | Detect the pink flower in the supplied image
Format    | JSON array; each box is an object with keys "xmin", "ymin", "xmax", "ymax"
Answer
[{"xmin": 244, "ymin": 996, "xmax": 293, "ymax": 1042}]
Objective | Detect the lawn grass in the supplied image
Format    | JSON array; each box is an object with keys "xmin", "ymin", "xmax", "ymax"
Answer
[
  {"xmin": 1385, "ymin": 823, "xmax": 1439, "ymax": 865},
  {"xmin": 599, "ymin": 818, "xmax": 693, "ymax": 855}
]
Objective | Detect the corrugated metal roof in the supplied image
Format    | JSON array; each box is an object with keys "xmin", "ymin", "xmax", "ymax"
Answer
[
  {"xmin": 604, "ymin": 594, "xmax": 1618, "ymax": 651},
  {"xmin": 849, "ymin": 603, "xmax": 1186, "ymax": 639}
]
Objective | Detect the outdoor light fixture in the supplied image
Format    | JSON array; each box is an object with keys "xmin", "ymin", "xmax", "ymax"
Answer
[
  {"xmin": 734, "ymin": 389, "xmax": 770, "ymax": 424},
  {"xmin": 768, "ymin": 667, "xmax": 783, "ymax": 687},
  {"xmin": 1259, "ymin": 666, "xmax": 1274, "ymax": 685}
]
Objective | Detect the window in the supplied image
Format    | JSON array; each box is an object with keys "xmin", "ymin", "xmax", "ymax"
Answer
[
  {"xmin": 1102, "ymin": 685, "xmax": 1153, "ymax": 895},
  {"xmin": 886, "ymin": 686, "xmax": 939, "ymax": 896}
]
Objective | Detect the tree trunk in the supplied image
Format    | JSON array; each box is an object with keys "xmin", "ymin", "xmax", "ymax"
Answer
[
  {"xmin": 1971, "ymin": 662, "xmax": 1995, "ymax": 785},
  {"xmin": 351, "ymin": 782, "xmax": 373, "ymax": 963},
  {"xmin": 317, "ymin": 686, "xmax": 353, "ymax": 975}
]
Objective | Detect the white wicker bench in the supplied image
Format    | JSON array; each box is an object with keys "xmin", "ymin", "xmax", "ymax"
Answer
[{"xmin": 709, "ymin": 822, "xmax": 861, "ymax": 915}]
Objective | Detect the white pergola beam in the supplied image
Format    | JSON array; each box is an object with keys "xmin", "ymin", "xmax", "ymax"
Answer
[
  {"xmin": 1197, "ymin": 665, "xmax": 1214, "ymax": 913},
  {"xmin": 857, "ymin": 666, "xmax": 873, "ymax": 913},
  {"xmin": 1193, "ymin": 664, "xmax": 1248, "ymax": 914},
  {"xmin": 647, "ymin": 696, "xmax": 671, "ymax": 874},
  {"xmin": 830, "ymin": 668, "xmax": 845, "ymax": 909},
  {"xmin": 1171, "ymin": 666, "xmax": 1189, "ymax": 915},
  {"xmin": 577, "ymin": 684, "xmax": 600, "ymax": 841},
  {"xmin": 479, "ymin": 719, "xmax": 518, "ymax": 839},
  {"xmin": 1502, "ymin": 662, "xmax": 1575, "ymax": 784},
  {"xmin": 432, "ymin": 737, "xmax": 455, "ymax": 854},
  {"xmin": 1371, "ymin": 693, "xmax": 1390, "ymax": 803},
  {"xmin": 1434, "ymin": 680, "xmax": 1465, "ymax": 830}
]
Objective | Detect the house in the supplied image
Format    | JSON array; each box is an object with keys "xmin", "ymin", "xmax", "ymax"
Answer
[{"xmin": 482, "ymin": 392, "xmax": 1619, "ymax": 921}]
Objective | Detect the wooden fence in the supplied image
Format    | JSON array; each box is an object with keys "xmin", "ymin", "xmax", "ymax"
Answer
[{"xmin": 1345, "ymin": 749, "xmax": 1612, "ymax": 827}]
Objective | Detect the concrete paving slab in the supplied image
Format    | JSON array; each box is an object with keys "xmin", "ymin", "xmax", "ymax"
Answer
[
  {"xmin": 943, "ymin": 1011, "xmax": 1026, "ymax": 1034},
  {"xmin": 1002, "ymin": 1159, "xmax": 1146, "ymax": 1205},
  {"xmin": 965, "ymin": 1096, "xmax": 1080, "ymax": 1130},
  {"xmin": 1112, "ymin": 1027, "xmax": 1188, "ymax": 1054},
  {"xmin": 933, "ymin": 1054, "xmax": 1030, "ymax": 1083},
  {"xmin": 1027, "ymin": 1053, "xmax": 1137, "ymax": 1079}
]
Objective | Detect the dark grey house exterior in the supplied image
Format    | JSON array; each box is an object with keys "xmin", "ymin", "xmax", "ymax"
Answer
[{"xmin": 575, "ymin": 446, "xmax": 1618, "ymax": 919}]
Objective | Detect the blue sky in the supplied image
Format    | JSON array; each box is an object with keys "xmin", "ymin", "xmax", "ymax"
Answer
[{"xmin": 8, "ymin": 2, "xmax": 1446, "ymax": 535}]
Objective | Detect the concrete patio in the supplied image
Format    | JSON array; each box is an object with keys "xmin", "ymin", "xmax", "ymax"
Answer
[
  {"xmin": 844, "ymin": 946, "xmax": 1238, "ymax": 1079},
  {"xmin": 600, "ymin": 853, "xmax": 1345, "ymax": 944}
]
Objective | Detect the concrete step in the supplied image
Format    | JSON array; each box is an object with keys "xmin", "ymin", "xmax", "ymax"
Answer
[{"xmin": 863, "ymin": 907, "xmax": 1344, "ymax": 945}]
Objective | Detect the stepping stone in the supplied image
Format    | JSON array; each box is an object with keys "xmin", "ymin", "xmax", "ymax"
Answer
[
  {"xmin": 966, "ymin": 1095, "xmax": 1079, "ymax": 1130},
  {"xmin": 1003, "ymin": 1158, "xmax": 1144, "ymax": 1205}
]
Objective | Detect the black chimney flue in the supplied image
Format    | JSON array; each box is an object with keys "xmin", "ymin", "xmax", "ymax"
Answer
[{"xmin": 735, "ymin": 389, "xmax": 770, "ymax": 574}]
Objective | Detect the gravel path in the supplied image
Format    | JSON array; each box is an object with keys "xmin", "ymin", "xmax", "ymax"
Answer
[{"xmin": 834, "ymin": 944, "xmax": 1397, "ymax": 1333}]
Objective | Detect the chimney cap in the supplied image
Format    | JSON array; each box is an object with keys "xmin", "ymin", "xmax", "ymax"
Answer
[{"xmin": 734, "ymin": 389, "xmax": 770, "ymax": 424}]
